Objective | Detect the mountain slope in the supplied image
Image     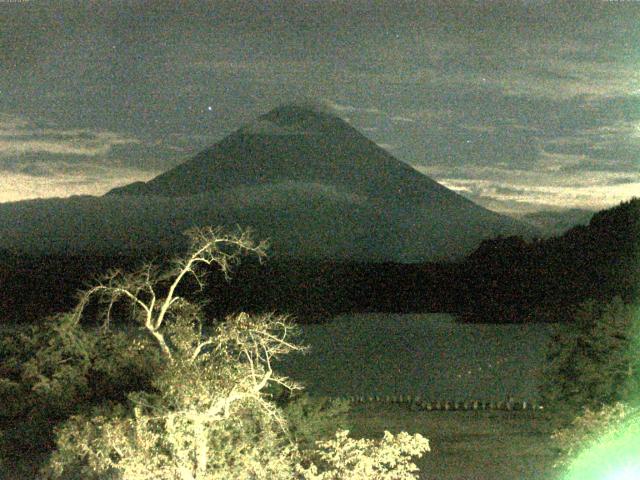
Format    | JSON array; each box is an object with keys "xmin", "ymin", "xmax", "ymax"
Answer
[
  {"xmin": 515, "ymin": 208, "xmax": 595, "ymax": 237},
  {"xmin": 108, "ymin": 104, "xmax": 455, "ymax": 204},
  {"xmin": 104, "ymin": 104, "xmax": 536, "ymax": 261}
]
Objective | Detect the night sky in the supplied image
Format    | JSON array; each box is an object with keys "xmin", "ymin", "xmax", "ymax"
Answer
[{"xmin": 1, "ymin": 1, "xmax": 638, "ymax": 214}]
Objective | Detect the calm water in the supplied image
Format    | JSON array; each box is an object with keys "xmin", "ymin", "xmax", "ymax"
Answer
[
  {"xmin": 0, "ymin": 313, "xmax": 553, "ymax": 402},
  {"xmin": 274, "ymin": 313, "xmax": 553, "ymax": 401}
]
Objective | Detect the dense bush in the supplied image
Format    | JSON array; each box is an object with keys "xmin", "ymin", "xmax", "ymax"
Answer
[
  {"xmin": 299, "ymin": 429, "xmax": 429, "ymax": 480},
  {"xmin": 0, "ymin": 314, "xmax": 161, "ymax": 455},
  {"xmin": 540, "ymin": 296, "xmax": 640, "ymax": 415},
  {"xmin": 282, "ymin": 394, "xmax": 353, "ymax": 453}
]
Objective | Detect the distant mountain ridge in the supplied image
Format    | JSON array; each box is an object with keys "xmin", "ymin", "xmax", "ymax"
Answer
[
  {"xmin": 0, "ymin": 198, "xmax": 635, "ymax": 324},
  {"xmin": 1, "ymin": 104, "xmax": 537, "ymax": 260},
  {"xmin": 515, "ymin": 208, "xmax": 595, "ymax": 237}
]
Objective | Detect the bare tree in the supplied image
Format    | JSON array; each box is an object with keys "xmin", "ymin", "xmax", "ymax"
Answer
[
  {"xmin": 68, "ymin": 226, "xmax": 305, "ymax": 423},
  {"xmin": 71, "ymin": 226, "xmax": 268, "ymax": 358}
]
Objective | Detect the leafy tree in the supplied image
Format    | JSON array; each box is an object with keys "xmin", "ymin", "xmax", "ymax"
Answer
[
  {"xmin": 298, "ymin": 430, "xmax": 429, "ymax": 480},
  {"xmin": 281, "ymin": 394, "xmax": 352, "ymax": 453},
  {"xmin": 32, "ymin": 226, "xmax": 429, "ymax": 479},
  {"xmin": 540, "ymin": 296, "xmax": 640, "ymax": 415},
  {"xmin": 0, "ymin": 313, "xmax": 161, "ymax": 459}
]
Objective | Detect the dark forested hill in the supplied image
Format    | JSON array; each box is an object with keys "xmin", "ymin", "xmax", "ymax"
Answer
[
  {"xmin": 456, "ymin": 197, "xmax": 639, "ymax": 322},
  {"xmin": 1, "ymin": 198, "xmax": 636, "ymax": 325}
]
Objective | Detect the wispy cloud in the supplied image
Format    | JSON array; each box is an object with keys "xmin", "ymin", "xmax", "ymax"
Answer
[
  {"xmin": 0, "ymin": 115, "xmax": 140, "ymax": 157},
  {"xmin": 1, "ymin": 0, "xmax": 636, "ymax": 214},
  {"xmin": 0, "ymin": 167, "xmax": 158, "ymax": 203},
  {"xmin": 376, "ymin": 143, "xmax": 395, "ymax": 151},
  {"xmin": 413, "ymin": 164, "xmax": 640, "ymax": 214},
  {"xmin": 323, "ymin": 99, "xmax": 381, "ymax": 115},
  {"xmin": 390, "ymin": 115, "xmax": 415, "ymax": 123},
  {"xmin": 0, "ymin": 114, "xmax": 166, "ymax": 202}
]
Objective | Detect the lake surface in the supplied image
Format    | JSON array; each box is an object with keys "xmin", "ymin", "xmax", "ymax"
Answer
[
  {"xmin": 0, "ymin": 313, "xmax": 553, "ymax": 402},
  {"xmin": 274, "ymin": 313, "xmax": 553, "ymax": 401}
]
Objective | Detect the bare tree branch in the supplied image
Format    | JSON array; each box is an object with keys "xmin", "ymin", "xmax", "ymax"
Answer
[{"xmin": 69, "ymin": 227, "xmax": 269, "ymax": 362}]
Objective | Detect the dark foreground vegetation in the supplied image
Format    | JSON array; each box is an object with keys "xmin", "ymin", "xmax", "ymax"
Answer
[
  {"xmin": 1, "ymin": 198, "xmax": 637, "ymax": 324},
  {"xmin": 0, "ymin": 195, "xmax": 638, "ymax": 477},
  {"xmin": 4, "ymin": 402, "xmax": 560, "ymax": 480},
  {"xmin": 0, "ymin": 227, "xmax": 430, "ymax": 479}
]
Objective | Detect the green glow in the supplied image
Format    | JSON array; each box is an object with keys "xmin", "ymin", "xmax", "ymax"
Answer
[
  {"xmin": 563, "ymin": 416, "xmax": 640, "ymax": 480},
  {"xmin": 563, "ymin": 302, "xmax": 640, "ymax": 480},
  {"xmin": 605, "ymin": 466, "xmax": 640, "ymax": 480}
]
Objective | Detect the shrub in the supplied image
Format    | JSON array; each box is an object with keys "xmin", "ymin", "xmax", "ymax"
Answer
[
  {"xmin": 0, "ymin": 315, "xmax": 95, "ymax": 421},
  {"xmin": 282, "ymin": 394, "xmax": 353, "ymax": 453},
  {"xmin": 299, "ymin": 429, "xmax": 430, "ymax": 480},
  {"xmin": 0, "ymin": 315, "xmax": 162, "ymax": 464}
]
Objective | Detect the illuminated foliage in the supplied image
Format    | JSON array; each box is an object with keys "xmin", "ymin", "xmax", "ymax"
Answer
[
  {"xmin": 561, "ymin": 410, "xmax": 640, "ymax": 480},
  {"xmin": 0, "ymin": 313, "xmax": 161, "ymax": 457},
  {"xmin": 552, "ymin": 402, "xmax": 640, "ymax": 470},
  {"xmin": 549, "ymin": 303, "xmax": 640, "ymax": 479},
  {"xmin": 298, "ymin": 429, "xmax": 430, "ymax": 480},
  {"xmin": 35, "ymin": 227, "xmax": 429, "ymax": 479}
]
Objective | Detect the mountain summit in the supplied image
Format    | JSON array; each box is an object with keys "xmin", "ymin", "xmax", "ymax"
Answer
[
  {"xmin": 107, "ymin": 104, "xmax": 456, "ymax": 205},
  {"xmin": 104, "ymin": 103, "xmax": 536, "ymax": 261}
]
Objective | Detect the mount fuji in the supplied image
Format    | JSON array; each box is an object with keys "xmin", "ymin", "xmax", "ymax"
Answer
[{"xmin": 0, "ymin": 104, "xmax": 537, "ymax": 260}]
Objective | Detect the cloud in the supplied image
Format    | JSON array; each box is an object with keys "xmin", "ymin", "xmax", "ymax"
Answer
[
  {"xmin": 461, "ymin": 124, "xmax": 498, "ymax": 134},
  {"xmin": 409, "ymin": 90, "xmax": 640, "ymax": 212},
  {"xmin": 322, "ymin": 99, "xmax": 381, "ymax": 115},
  {"xmin": 2, "ymin": 0, "xmax": 638, "ymax": 213},
  {"xmin": 535, "ymin": 150, "xmax": 588, "ymax": 173},
  {"xmin": 497, "ymin": 62, "xmax": 640, "ymax": 99},
  {"xmin": 605, "ymin": 176, "xmax": 639, "ymax": 186},
  {"xmin": 0, "ymin": 166, "xmax": 158, "ymax": 203},
  {"xmin": 376, "ymin": 143, "xmax": 395, "ymax": 151},
  {"xmin": 323, "ymin": 100, "xmax": 357, "ymax": 113},
  {"xmin": 0, "ymin": 115, "xmax": 140, "ymax": 157},
  {"xmin": 390, "ymin": 115, "xmax": 415, "ymax": 123},
  {"xmin": 412, "ymin": 164, "xmax": 640, "ymax": 214},
  {"xmin": 0, "ymin": 114, "xmax": 177, "ymax": 201},
  {"xmin": 443, "ymin": 177, "xmax": 640, "ymax": 214},
  {"xmin": 539, "ymin": 120, "xmax": 640, "ymax": 173}
]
